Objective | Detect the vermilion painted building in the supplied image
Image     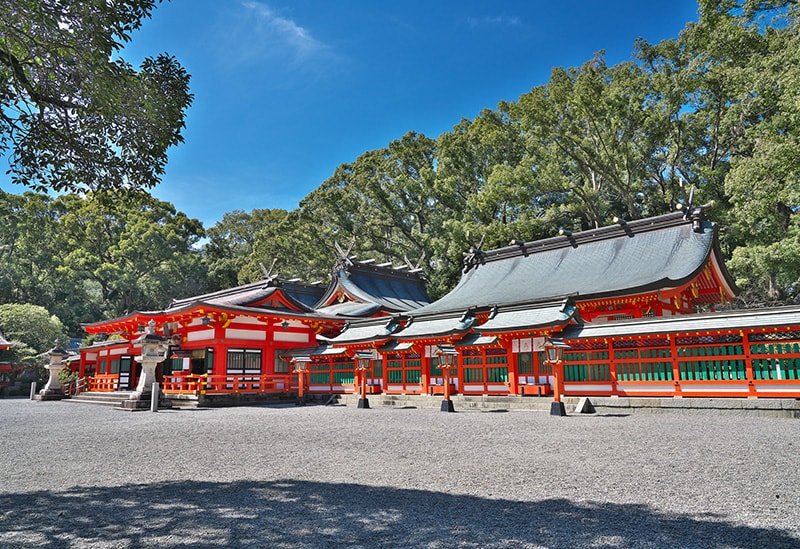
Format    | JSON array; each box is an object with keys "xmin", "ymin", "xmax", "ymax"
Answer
[
  {"xmin": 77, "ymin": 206, "xmax": 800, "ymax": 402},
  {"xmin": 324, "ymin": 207, "xmax": 800, "ymax": 399},
  {"xmin": 78, "ymin": 258, "xmax": 430, "ymax": 403}
]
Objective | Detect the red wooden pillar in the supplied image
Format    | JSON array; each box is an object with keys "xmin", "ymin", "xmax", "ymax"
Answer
[
  {"xmin": 607, "ymin": 339, "xmax": 619, "ymax": 396},
  {"xmin": 743, "ymin": 330, "xmax": 757, "ymax": 397},
  {"xmin": 507, "ymin": 341, "xmax": 519, "ymax": 395},
  {"xmin": 669, "ymin": 334, "xmax": 682, "ymax": 397}
]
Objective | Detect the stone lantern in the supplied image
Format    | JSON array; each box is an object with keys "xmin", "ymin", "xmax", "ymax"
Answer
[
  {"xmin": 36, "ymin": 341, "xmax": 69, "ymax": 400},
  {"xmin": 126, "ymin": 320, "xmax": 168, "ymax": 406}
]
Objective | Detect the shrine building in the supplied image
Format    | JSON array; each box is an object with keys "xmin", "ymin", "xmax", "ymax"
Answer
[
  {"xmin": 74, "ymin": 205, "xmax": 800, "ymax": 403},
  {"xmin": 78, "ymin": 255, "xmax": 430, "ymax": 405}
]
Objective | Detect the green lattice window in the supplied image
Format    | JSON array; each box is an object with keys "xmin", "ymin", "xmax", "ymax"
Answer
[
  {"xmin": 464, "ymin": 367, "xmax": 483, "ymax": 382},
  {"xmin": 309, "ymin": 373, "xmax": 330, "ymax": 384},
  {"xmin": 333, "ymin": 371, "xmax": 354, "ymax": 384},
  {"xmin": 487, "ymin": 367, "xmax": 508, "ymax": 382}
]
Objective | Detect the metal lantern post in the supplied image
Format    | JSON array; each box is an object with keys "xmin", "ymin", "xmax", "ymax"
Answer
[
  {"xmin": 544, "ymin": 337, "xmax": 570, "ymax": 416},
  {"xmin": 435, "ymin": 344, "xmax": 458, "ymax": 413},
  {"xmin": 355, "ymin": 350, "xmax": 373, "ymax": 409},
  {"xmin": 292, "ymin": 357, "xmax": 310, "ymax": 406}
]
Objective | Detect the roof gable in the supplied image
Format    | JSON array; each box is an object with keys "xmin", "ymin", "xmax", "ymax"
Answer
[
  {"xmin": 413, "ymin": 210, "xmax": 735, "ymax": 317},
  {"xmin": 169, "ymin": 277, "xmax": 325, "ymax": 313},
  {"xmin": 315, "ymin": 258, "xmax": 431, "ymax": 316}
]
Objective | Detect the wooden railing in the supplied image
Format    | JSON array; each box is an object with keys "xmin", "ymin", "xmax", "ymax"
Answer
[
  {"xmin": 87, "ymin": 375, "xmax": 119, "ymax": 392},
  {"xmin": 161, "ymin": 373, "xmax": 293, "ymax": 396},
  {"xmin": 64, "ymin": 377, "xmax": 86, "ymax": 396}
]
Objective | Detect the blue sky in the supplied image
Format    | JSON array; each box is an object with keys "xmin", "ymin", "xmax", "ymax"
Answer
[{"xmin": 2, "ymin": 1, "xmax": 700, "ymax": 227}]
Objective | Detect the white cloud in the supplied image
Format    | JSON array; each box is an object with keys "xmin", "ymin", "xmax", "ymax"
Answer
[
  {"xmin": 217, "ymin": 0, "xmax": 338, "ymax": 72},
  {"xmin": 242, "ymin": 2, "xmax": 329, "ymax": 59},
  {"xmin": 465, "ymin": 15, "xmax": 521, "ymax": 29}
]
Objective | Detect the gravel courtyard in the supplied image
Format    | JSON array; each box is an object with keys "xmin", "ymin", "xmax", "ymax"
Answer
[{"xmin": 1, "ymin": 398, "xmax": 798, "ymax": 548}]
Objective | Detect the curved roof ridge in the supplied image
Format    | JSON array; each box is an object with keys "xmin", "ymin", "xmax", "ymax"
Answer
[{"xmin": 412, "ymin": 209, "xmax": 731, "ymax": 317}]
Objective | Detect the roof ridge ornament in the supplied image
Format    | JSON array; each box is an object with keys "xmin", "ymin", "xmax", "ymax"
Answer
[
  {"xmin": 334, "ymin": 237, "xmax": 356, "ymax": 271},
  {"xmin": 403, "ymin": 251, "xmax": 426, "ymax": 272},
  {"xmin": 676, "ymin": 185, "xmax": 713, "ymax": 233},
  {"xmin": 259, "ymin": 258, "xmax": 279, "ymax": 286},
  {"xmin": 462, "ymin": 231, "xmax": 486, "ymax": 273}
]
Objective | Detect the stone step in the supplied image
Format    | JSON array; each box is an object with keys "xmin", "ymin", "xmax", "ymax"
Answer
[
  {"xmin": 65, "ymin": 391, "xmax": 133, "ymax": 405},
  {"xmin": 64, "ymin": 391, "xmax": 173, "ymax": 410},
  {"xmin": 333, "ymin": 393, "xmax": 555, "ymax": 412}
]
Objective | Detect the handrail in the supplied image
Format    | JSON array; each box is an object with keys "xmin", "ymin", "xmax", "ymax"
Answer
[
  {"xmin": 161, "ymin": 373, "xmax": 293, "ymax": 396},
  {"xmin": 87, "ymin": 374, "xmax": 119, "ymax": 392},
  {"xmin": 63, "ymin": 377, "xmax": 87, "ymax": 396}
]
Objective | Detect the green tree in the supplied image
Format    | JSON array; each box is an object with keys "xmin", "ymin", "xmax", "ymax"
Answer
[
  {"xmin": 0, "ymin": 0, "xmax": 192, "ymax": 193},
  {"xmin": 0, "ymin": 190, "xmax": 97, "ymax": 334},
  {"xmin": 56, "ymin": 192, "xmax": 207, "ymax": 317},
  {"xmin": 721, "ymin": 2, "xmax": 800, "ymax": 303},
  {"xmin": 205, "ymin": 208, "xmax": 293, "ymax": 287},
  {"xmin": 0, "ymin": 303, "xmax": 66, "ymax": 363}
]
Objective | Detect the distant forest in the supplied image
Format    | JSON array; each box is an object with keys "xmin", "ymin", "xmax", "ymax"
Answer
[{"xmin": 2, "ymin": 0, "xmax": 800, "ymax": 342}]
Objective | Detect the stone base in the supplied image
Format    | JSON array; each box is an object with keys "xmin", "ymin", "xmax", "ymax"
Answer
[
  {"xmin": 440, "ymin": 399, "xmax": 455, "ymax": 412},
  {"xmin": 550, "ymin": 401, "xmax": 567, "ymax": 416},
  {"xmin": 357, "ymin": 397, "xmax": 370, "ymax": 409},
  {"xmin": 33, "ymin": 390, "xmax": 68, "ymax": 401},
  {"xmin": 119, "ymin": 396, "xmax": 172, "ymax": 411}
]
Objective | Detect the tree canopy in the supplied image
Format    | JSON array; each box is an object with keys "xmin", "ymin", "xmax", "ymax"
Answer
[
  {"xmin": 0, "ymin": 303, "xmax": 66, "ymax": 363},
  {"xmin": 0, "ymin": 0, "xmax": 192, "ymax": 193}
]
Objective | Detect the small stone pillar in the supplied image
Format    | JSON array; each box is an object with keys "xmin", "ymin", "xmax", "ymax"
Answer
[
  {"xmin": 35, "ymin": 341, "xmax": 69, "ymax": 401},
  {"xmin": 128, "ymin": 320, "xmax": 168, "ymax": 403}
]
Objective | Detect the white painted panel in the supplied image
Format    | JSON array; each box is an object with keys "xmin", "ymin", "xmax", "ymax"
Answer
[
  {"xmin": 463, "ymin": 385, "xmax": 484, "ymax": 392},
  {"xmin": 225, "ymin": 328, "xmax": 267, "ymax": 341},
  {"xmin": 110, "ymin": 347, "xmax": 127, "ymax": 356},
  {"xmin": 512, "ymin": 339, "xmax": 519, "ymax": 353},
  {"xmin": 566, "ymin": 383, "xmax": 613, "ymax": 392},
  {"xmin": 681, "ymin": 384, "xmax": 748, "ymax": 393},
  {"xmin": 274, "ymin": 332, "xmax": 310, "ymax": 343},
  {"xmin": 618, "ymin": 383, "xmax": 674, "ymax": 393},
  {"xmin": 387, "ymin": 385, "xmax": 404, "ymax": 392},
  {"xmin": 519, "ymin": 338, "xmax": 532, "ymax": 352},
  {"xmin": 234, "ymin": 316, "xmax": 264, "ymax": 326},
  {"xmin": 755, "ymin": 384, "xmax": 797, "ymax": 393},
  {"xmin": 86, "ymin": 353, "xmax": 97, "ymax": 360},
  {"xmin": 186, "ymin": 329, "xmax": 215, "ymax": 341},
  {"xmin": 487, "ymin": 384, "xmax": 509, "ymax": 392}
]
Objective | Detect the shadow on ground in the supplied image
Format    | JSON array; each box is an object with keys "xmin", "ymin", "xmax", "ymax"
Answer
[{"xmin": 1, "ymin": 480, "xmax": 795, "ymax": 548}]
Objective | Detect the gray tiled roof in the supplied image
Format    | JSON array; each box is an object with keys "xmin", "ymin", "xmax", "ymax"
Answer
[
  {"xmin": 314, "ymin": 301, "xmax": 382, "ymax": 317},
  {"xmin": 315, "ymin": 261, "xmax": 431, "ymax": 316},
  {"xmin": 395, "ymin": 315, "xmax": 475, "ymax": 339},
  {"xmin": 328, "ymin": 317, "xmax": 402, "ymax": 344},
  {"xmin": 168, "ymin": 278, "xmax": 325, "ymax": 312},
  {"xmin": 474, "ymin": 301, "xmax": 579, "ymax": 333},
  {"xmin": 413, "ymin": 212, "xmax": 728, "ymax": 316},
  {"xmin": 281, "ymin": 345, "xmax": 348, "ymax": 360}
]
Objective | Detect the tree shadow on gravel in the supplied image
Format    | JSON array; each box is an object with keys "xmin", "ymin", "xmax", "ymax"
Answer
[{"xmin": 0, "ymin": 480, "xmax": 795, "ymax": 548}]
